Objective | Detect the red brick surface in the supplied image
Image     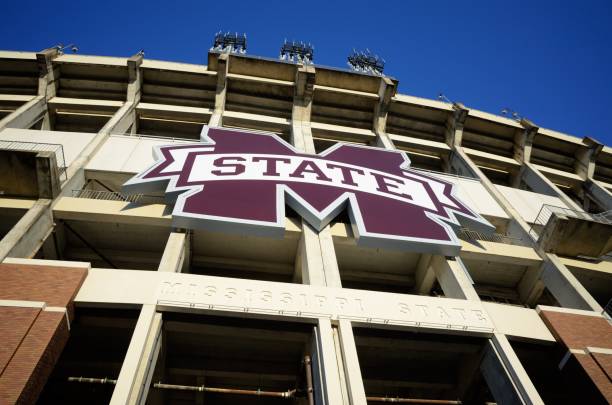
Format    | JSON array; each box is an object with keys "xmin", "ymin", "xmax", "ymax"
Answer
[
  {"xmin": 0, "ymin": 307, "xmax": 40, "ymax": 376},
  {"xmin": 574, "ymin": 353, "xmax": 612, "ymax": 403},
  {"xmin": 0, "ymin": 263, "xmax": 87, "ymax": 315},
  {"xmin": 540, "ymin": 310, "xmax": 612, "ymax": 403},
  {"xmin": 0, "ymin": 263, "xmax": 88, "ymax": 405}
]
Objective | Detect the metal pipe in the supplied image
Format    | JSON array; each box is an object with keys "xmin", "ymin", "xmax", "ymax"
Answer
[
  {"xmin": 67, "ymin": 376, "xmax": 117, "ymax": 384},
  {"xmin": 304, "ymin": 355, "xmax": 315, "ymax": 405},
  {"xmin": 153, "ymin": 382, "xmax": 296, "ymax": 398},
  {"xmin": 366, "ymin": 397, "xmax": 462, "ymax": 404}
]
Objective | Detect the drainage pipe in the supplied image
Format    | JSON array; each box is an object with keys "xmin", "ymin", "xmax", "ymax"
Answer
[
  {"xmin": 366, "ymin": 397, "xmax": 462, "ymax": 404},
  {"xmin": 153, "ymin": 382, "xmax": 296, "ymax": 398}
]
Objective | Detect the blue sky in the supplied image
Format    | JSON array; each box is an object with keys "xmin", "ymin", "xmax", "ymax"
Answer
[{"xmin": 2, "ymin": 0, "xmax": 611, "ymax": 145}]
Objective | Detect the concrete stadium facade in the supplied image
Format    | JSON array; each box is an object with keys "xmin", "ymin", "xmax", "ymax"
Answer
[{"xmin": 0, "ymin": 47, "xmax": 611, "ymax": 404}]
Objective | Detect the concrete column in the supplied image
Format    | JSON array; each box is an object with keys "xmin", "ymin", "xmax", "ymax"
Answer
[
  {"xmin": 208, "ymin": 52, "xmax": 229, "ymax": 127},
  {"xmin": 480, "ymin": 333, "xmax": 545, "ymax": 405},
  {"xmin": 0, "ymin": 96, "xmax": 47, "ymax": 131},
  {"xmin": 335, "ymin": 320, "xmax": 367, "ymax": 405},
  {"xmin": 445, "ymin": 103, "xmax": 468, "ymax": 148},
  {"xmin": 290, "ymin": 63, "xmax": 341, "ymax": 288},
  {"xmin": 513, "ymin": 119, "xmax": 538, "ymax": 166},
  {"xmin": 110, "ymin": 304, "xmax": 162, "ymax": 405},
  {"xmin": 372, "ymin": 77, "xmax": 396, "ymax": 149},
  {"xmin": 127, "ymin": 53, "xmax": 143, "ymax": 103},
  {"xmin": 541, "ymin": 254, "xmax": 602, "ymax": 312},
  {"xmin": 0, "ymin": 199, "xmax": 53, "ymax": 261},
  {"xmin": 521, "ymin": 162, "xmax": 584, "ymax": 211},
  {"xmin": 158, "ymin": 231, "xmax": 190, "ymax": 273},
  {"xmin": 312, "ymin": 318, "xmax": 347, "ymax": 405},
  {"xmin": 0, "ymin": 47, "xmax": 61, "ymax": 131},
  {"xmin": 431, "ymin": 255, "xmax": 480, "ymax": 300},
  {"xmin": 575, "ymin": 137, "xmax": 603, "ymax": 180},
  {"xmin": 414, "ymin": 254, "xmax": 435, "ymax": 295},
  {"xmin": 584, "ymin": 179, "xmax": 612, "ymax": 211}
]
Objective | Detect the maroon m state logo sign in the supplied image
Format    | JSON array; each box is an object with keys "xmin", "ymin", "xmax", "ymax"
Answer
[{"xmin": 123, "ymin": 127, "xmax": 493, "ymax": 255}]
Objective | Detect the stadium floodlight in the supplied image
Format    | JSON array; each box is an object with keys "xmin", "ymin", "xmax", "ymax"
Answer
[
  {"xmin": 279, "ymin": 40, "xmax": 314, "ymax": 64},
  {"xmin": 54, "ymin": 43, "xmax": 78, "ymax": 55},
  {"xmin": 501, "ymin": 107, "xmax": 522, "ymax": 121},
  {"xmin": 347, "ymin": 49, "xmax": 385, "ymax": 75},
  {"xmin": 211, "ymin": 31, "xmax": 247, "ymax": 54}
]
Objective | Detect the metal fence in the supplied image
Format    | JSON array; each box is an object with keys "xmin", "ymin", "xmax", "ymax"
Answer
[
  {"xmin": 0, "ymin": 140, "xmax": 67, "ymax": 181},
  {"xmin": 528, "ymin": 204, "xmax": 612, "ymax": 240}
]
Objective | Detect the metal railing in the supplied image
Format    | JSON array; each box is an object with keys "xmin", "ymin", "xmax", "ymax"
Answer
[
  {"xmin": 71, "ymin": 189, "xmax": 143, "ymax": 203},
  {"xmin": 457, "ymin": 227, "xmax": 523, "ymax": 245},
  {"xmin": 0, "ymin": 140, "xmax": 67, "ymax": 181},
  {"xmin": 71, "ymin": 189, "xmax": 167, "ymax": 205},
  {"xmin": 528, "ymin": 204, "xmax": 612, "ymax": 240}
]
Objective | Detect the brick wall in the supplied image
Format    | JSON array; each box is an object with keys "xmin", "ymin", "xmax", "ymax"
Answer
[
  {"xmin": 0, "ymin": 262, "xmax": 87, "ymax": 405},
  {"xmin": 540, "ymin": 309, "xmax": 612, "ymax": 403}
]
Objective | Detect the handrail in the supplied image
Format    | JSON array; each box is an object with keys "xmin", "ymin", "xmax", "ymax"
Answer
[{"xmin": 528, "ymin": 204, "xmax": 612, "ymax": 240}]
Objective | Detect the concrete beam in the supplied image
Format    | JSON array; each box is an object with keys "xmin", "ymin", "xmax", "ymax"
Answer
[
  {"xmin": 208, "ymin": 53, "xmax": 229, "ymax": 127},
  {"xmin": 541, "ymin": 254, "xmax": 602, "ymax": 312},
  {"xmin": 36, "ymin": 47, "xmax": 60, "ymax": 99},
  {"xmin": 110, "ymin": 304, "xmax": 161, "ymax": 405},
  {"xmin": 158, "ymin": 231, "xmax": 190, "ymax": 273},
  {"xmin": 431, "ymin": 255, "xmax": 480, "ymax": 300},
  {"xmin": 481, "ymin": 333, "xmax": 545, "ymax": 405},
  {"xmin": 0, "ymin": 199, "xmax": 53, "ymax": 261},
  {"xmin": 291, "ymin": 64, "xmax": 316, "ymax": 153}
]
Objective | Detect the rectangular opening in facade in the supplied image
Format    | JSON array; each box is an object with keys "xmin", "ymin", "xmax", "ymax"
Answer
[
  {"xmin": 144, "ymin": 312, "xmax": 315, "ymax": 405},
  {"xmin": 354, "ymin": 327, "xmax": 496, "ymax": 404},
  {"xmin": 37, "ymin": 307, "xmax": 140, "ymax": 405}
]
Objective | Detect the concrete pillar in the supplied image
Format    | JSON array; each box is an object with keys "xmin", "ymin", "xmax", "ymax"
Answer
[
  {"xmin": 0, "ymin": 199, "xmax": 53, "ymax": 261},
  {"xmin": 521, "ymin": 162, "xmax": 584, "ymax": 211},
  {"xmin": 481, "ymin": 333, "xmax": 545, "ymax": 405},
  {"xmin": 0, "ymin": 96, "xmax": 47, "ymax": 131},
  {"xmin": 541, "ymin": 254, "xmax": 602, "ymax": 312},
  {"xmin": 208, "ymin": 52, "xmax": 229, "ymax": 127},
  {"xmin": 110, "ymin": 304, "xmax": 162, "ymax": 405},
  {"xmin": 431, "ymin": 255, "xmax": 480, "ymax": 300},
  {"xmin": 158, "ymin": 231, "xmax": 190, "ymax": 273},
  {"xmin": 290, "ymin": 63, "xmax": 341, "ymax": 289},
  {"xmin": 372, "ymin": 76, "xmax": 396, "ymax": 149},
  {"xmin": 576, "ymin": 136, "xmax": 603, "ymax": 180},
  {"xmin": 312, "ymin": 318, "xmax": 347, "ymax": 405},
  {"xmin": 127, "ymin": 53, "xmax": 143, "ymax": 103},
  {"xmin": 584, "ymin": 179, "xmax": 612, "ymax": 211},
  {"xmin": 445, "ymin": 102, "xmax": 468, "ymax": 148},
  {"xmin": 335, "ymin": 320, "xmax": 367, "ymax": 405},
  {"xmin": 514, "ymin": 119, "xmax": 538, "ymax": 165},
  {"xmin": 414, "ymin": 253, "xmax": 435, "ymax": 295}
]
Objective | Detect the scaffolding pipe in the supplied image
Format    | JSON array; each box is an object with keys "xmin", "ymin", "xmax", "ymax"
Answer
[
  {"xmin": 304, "ymin": 355, "xmax": 315, "ymax": 405},
  {"xmin": 366, "ymin": 397, "xmax": 462, "ymax": 404},
  {"xmin": 153, "ymin": 382, "xmax": 296, "ymax": 398},
  {"xmin": 68, "ymin": 377, "xmax": 117, "ymax": 384}
]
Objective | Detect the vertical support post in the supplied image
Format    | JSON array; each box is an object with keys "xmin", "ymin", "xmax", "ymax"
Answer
[
  {"xmin": 208, "ymin": 52, "xmax": 229, "ymax": 127},
  {"xmin": 110, "ymin": 305, "xmax": 162, "ymax": 405},
  {"xmin": 372, "ymin": 76, "xmax": 396, "ymax": 149},
  {"xmin": 312, "ymin": 318, "xmax": 347, "ymax": 405},
  {"xmin": 336, "ymin": 320, "xmax": 367, "ymax": 405},
  {"xmin": 480, "ymin": 333, "xmax": 545, "ymax": 405},
  {"xmin": 431, "ymin": 255, "xmax": 479, "ymax": 300},
  {"xmin": 158, "ymin": 231, "xmax": 189, "ymax": 273}
]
